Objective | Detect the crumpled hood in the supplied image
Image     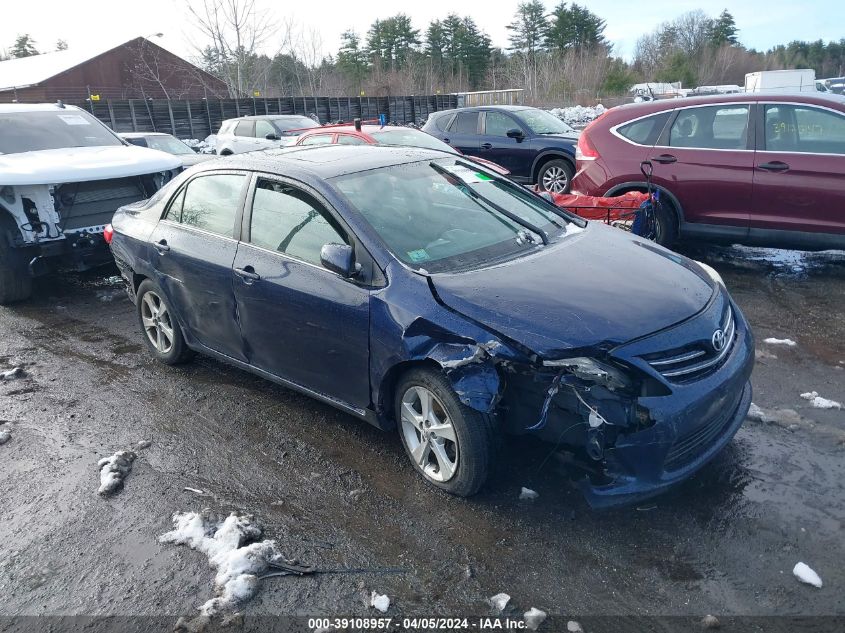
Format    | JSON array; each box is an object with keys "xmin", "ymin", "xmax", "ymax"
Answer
[
  {"xmin": 0, "ymin": 145, "xmax": 182, "ymax": 186},
  {"xmin": 430, "ymin": 224, "xmax": 714, "ymax": 356}
]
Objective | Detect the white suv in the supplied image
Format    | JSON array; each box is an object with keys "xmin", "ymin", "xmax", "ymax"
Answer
[
  {"xmin": 215, "ymin": 115, "xmax": 321, "ymax": 155},
  {"xmin": 0, "ymin": 103, "xmax": 181, "ymax": 303}
]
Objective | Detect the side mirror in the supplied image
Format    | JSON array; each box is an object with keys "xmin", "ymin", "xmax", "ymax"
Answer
[
  {"xmin": 506, "ymin": 128, "xmax": 524, "ymax": 141},
  {"xmin": 265, "ymin": 133, "xmax": 280, "ymax": 141},
  {"xmin": 320, "ymin": 243, "xmax": 358, "ymax": 278}
]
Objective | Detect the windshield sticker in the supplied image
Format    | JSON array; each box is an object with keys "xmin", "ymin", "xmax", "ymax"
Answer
[
  {"xmin": 58, "ymin": 114, "xmax": 91, "ymax": 126},
  {"xmin": 442, "ymin": 164, "xmax": 490, "ymax": 183},
  {"xmin": 407, "ymin": 249, "xmax": 430, "ymax": 263}
]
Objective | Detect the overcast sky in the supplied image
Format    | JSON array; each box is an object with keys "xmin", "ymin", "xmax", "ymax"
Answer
[{"xmin": 2, "ymin": 0, "xmax": 843, "ymax": 64}]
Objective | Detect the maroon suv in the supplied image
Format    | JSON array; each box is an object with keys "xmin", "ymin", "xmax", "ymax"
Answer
[{"xmin": 572, "ymin": 93, "xmax": 845, "ymax": 249}]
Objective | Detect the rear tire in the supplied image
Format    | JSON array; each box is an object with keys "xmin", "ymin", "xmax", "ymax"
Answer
[
  {"xmin": 653, "ymin": 198, "xmax": 679, "ymax": 247},
  {"xmin": 537, "ymin": 159, "xmax": 574, "ymax": 194},
  {"xmin": 395, "ymin": 367, "xmax": 496, "ymax": 497},
  {"xmin": 0, "ymin": 242, "xmax": 32, "ymax": 305},
  {"xmin": 136, "ymin": 279, "xmax": 194, "ymax": 365}
]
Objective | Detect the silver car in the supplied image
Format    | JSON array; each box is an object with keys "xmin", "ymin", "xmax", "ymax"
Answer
[{"xmin": 214, "ymin": 115, "xmax": 320, "ymax": 155}]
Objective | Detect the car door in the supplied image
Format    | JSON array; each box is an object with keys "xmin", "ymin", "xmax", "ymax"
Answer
[
  {"xmin": 478, "ymin": 110, "xmax": 532, "ymax": 177},
  {"xmin": 443, "ymin": 110, "xmax": 481, "ymax": 157},
  {"xmin": 751, "ymin": 102, "xmax": 845, "ymax": 235},
  {"xmin": 232, "ymin": 120, "xmax": 255, "ymax": 153},
  {"xmin": 652, "ymin": 104, "xmax": 754, "ymax": 228},
  {"xmin": 232, "ymin": 176, "xmax": 371, "ymax": 408},
  {"xmin": 149, "ymin": 172, "xmax": 249, "ymax": 361}
]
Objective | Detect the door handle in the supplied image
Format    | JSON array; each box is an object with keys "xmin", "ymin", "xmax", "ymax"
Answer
[
  {"xmin": 481, "ymin": 142, "xmax": 493, "ymax": 150},
  {"xmin": 652, "ymin": 154, "xmax": 677, "ymax": 164},
  {"xmin": 234, "ymin": 266, "xmax": 261, "ymax": 282},
  {"xmin": 758, "ymin": 161, "xmax": 790, "ymax": 172},
  {"xmin": 154, "ymin": 239, "xmax": 170, "ymax": 253}
]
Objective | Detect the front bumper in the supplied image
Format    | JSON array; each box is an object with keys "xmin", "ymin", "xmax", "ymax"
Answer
[
  {"xmin": 27, "ymin": 230, "xmax": 112, "ymax": 275},
  {"xmin": 577, "ymin": 299, "xmax": 755, "ymax": 508}
]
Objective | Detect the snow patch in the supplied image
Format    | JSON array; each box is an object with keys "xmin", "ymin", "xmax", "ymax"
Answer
[
  {"xmin": 747, "ymin": 403, "xmax": 767, "ymax": 423},
  {"xmin": 182, "ymin": 136, "xmax": 217, "ymax": 154},
  {"xmin": 97, "ymin": 450, "xmax": 136, "ymax": 495},
  {"xmin": 489, "ymin": 592, "xmax": 511, "ymax": 612},
  {"xmin": 159, "ymin": 511, "xmax": 281, "ymax": 617},
  {"xmin": 567, "ymin": 621, "xmax": 585, "ymax": 633},
  {"xmin": 370, "ymin": 591, "xmax": 390, "ymax": 613},
  {"xmin": 519, "ymin": 487, "xmax": 539, "ymax": 501},
  {"xmin": 764, "ymin": 337, "xmax": 796, "ymax": 347},
  {"xmin": 793, "ymin": 562, "xmax": 823, "ymax": 588},
  {"xmin": 523, "ymin": 607, "xmax": 547, "ymax": 631},
  {"xmin": 800, "ymin": 391, "xmax": 842, "ymax": 410},
  {"xmin": 0, "ymin": 367, "xmax": 26, "ymax": 380},
  {"xmin": 548, "ymin": 104, "xmax": 606, "ymax": 126}
]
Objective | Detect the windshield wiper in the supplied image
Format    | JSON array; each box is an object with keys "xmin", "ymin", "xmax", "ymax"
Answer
[{"xmin": 430, "ymin": 161, "xmax": 550, "ymax": 245}]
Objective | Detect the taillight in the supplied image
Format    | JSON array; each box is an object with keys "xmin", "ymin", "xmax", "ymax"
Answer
[
  {"xmin": 104, "ymin": 224, "xmax": 114, "ymax": 245},
  {"xmin": 576, "ymin": 128, "xmax": 599, "ymax": 161}
]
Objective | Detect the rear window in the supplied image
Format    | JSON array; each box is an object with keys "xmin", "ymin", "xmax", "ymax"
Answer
[
  {"xmin": 370, "ymin": 129, "xmax": 454, "ymax": 152},
  {"xmin": 616, "ymin": 112, "xmax": 671, "ymax": 145},
  {"xmin": 234, "ymin": 121, "xmax": 253, "ymax": 137}
]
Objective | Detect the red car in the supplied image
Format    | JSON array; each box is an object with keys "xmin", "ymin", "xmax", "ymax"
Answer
[
  {"xmin": 572, "ymin": 93, "xmax": 845, "ymax": 249},
  {"xmin": 294, "ymin": 123, "xmax": 509, "ymax": 176}
]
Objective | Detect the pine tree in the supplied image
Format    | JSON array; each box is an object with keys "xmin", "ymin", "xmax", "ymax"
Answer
[
  {"xmin": 11, "ymin": 34, "xmax": 38, "ymax": 58},
  {"xmin": 710, "ymin": 9, "xmax": 739, "ymax": 47},
  {"xmin": 337, "ymin": 30, "xmax": 369, "ymax": 92},
  {"xmin": 546, "ymin": 2, "xmax": 607, "ymax": 51}
]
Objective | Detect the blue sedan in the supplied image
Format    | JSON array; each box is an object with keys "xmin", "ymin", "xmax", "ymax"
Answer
[{"xmin": 108, "ymin": 145, "xmax": 754, "ymax": 507}]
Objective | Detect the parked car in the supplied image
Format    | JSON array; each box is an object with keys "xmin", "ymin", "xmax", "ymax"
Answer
[
  {"xmin": 0, "ymin": 103, "xmax": 181, "ymax": 304},
  {"xmin": 572, "ymin": 93, "xmax": 845, "ymax": 250},
  {"xmin": 120, "ymin": 132, "xmax": 215, "ymax": 167},
  {"xmin": 423, "ymin": 105, "xmax": 580, "ymax": 193},
  {"xmin": 215, "ymin": 115, "xmax": 321, "ymax": 155},
  {"xmin": 107, "ymin": 144, "xmax": 754, "ymax": 508},
  {"xmin": 294, "ymin": 122, "xmax": 510, "ymax": 175}
]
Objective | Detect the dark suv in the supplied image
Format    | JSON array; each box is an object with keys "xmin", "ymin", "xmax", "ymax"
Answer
[
  {"xmin": 423, "ymin": 106, "xmax": 579, "ymax": 193},
  {"xmin": 572, "ymin": 93, "xmax": 845, "ymax": 249}
]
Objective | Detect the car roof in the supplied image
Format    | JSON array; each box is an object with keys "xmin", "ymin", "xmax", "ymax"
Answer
[
  {"xmin": 191, "ymin": 144, "xmax": 453, "ymax": 179},
  {"xmin": 608, "ymin": 92, "xmax": 845, "ymax": 118},
  {"xmin": 224, "ymin": 114, "xmax": 315, "ymax": 122},
  {"xmin": 300, "ymin": 125, "xmax": 418, "ymax": 135},
  {"xmin": 0, "ymin": 102, "xmax": 85, "ymax": 114},
  {"xmin": 119, "ymin": 132, "xmax": 172, "ymax": 138}
]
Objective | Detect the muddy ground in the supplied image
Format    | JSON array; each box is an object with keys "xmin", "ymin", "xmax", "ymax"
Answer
[{"xmin": 1, "ymin": 245, "xmax": 843, "ymax": 631}]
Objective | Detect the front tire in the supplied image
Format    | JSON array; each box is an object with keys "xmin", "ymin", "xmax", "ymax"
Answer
[
  {"xmin": 0, "ymin": 244, "xmax": 33, "ymax": 305},
  {"xmin": 395, "ymin": 368, "xmax": 495, "ymax": 496},
  {"xmin": 537, "ymin": 159, "xmax": 574, "ymax": 194},
  {"xmin": 136, "ymin": 280, "xmax": 194, "ymax": 365}
]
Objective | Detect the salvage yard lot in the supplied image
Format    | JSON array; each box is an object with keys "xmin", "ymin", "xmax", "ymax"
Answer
[{"xmin": 1, "ymin": 245, "xmax": 844, "ymax": 629}]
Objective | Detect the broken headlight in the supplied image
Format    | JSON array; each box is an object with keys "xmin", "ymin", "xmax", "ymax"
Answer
[{"xmin": 543, "ymin": 357, "xmax": 632, "ymax": 391}]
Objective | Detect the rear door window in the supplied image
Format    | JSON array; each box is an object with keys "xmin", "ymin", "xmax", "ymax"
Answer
[
  {"xmin": 249, "ymin": 178, "xmax": 347, "ymax": 266},
  {"xmin": 669, "ymin": 105, "xmax": 749, "ymax": 150},
  {"xmin": 234, "ymin": 121, "xmax": 254, "ymax": 137},
  {"xmin": 764, "ymin": 104, "xmax": 845, "ymax": 154},
  {"xmin": 616, "ymin": 112, "xmax": 671, "ymax": 145},
  {"xmin": 449, "ymin": 112, "xmax": 480, "ymax": 135},
  {"xmin": 171, "ymin": 174, "xmax": 245, "ymax": 237}
]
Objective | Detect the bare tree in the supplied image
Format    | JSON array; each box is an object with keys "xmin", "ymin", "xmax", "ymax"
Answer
[{"xmin": 185, "ymin": 0, "xmax": 280, "ymax": 97}]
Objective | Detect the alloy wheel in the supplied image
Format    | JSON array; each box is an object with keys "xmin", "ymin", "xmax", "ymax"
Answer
[
  {"xmin": 400, "ymin": 386, "xmax": 459, "ymax": 482},
  {"xmin": 140, "ymin": 291, "xmax": 175, "ymax": 354},
  {"xmin": 542, "ymin": 166, "xmax": 569, "ymax": 193}
]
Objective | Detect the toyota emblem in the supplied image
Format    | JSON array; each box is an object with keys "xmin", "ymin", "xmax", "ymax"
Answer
[{"xmin": 711, "ymin": 329, "xmax": 727, "ymax": 352}]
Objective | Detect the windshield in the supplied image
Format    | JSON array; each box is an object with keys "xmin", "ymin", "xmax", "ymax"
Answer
[
  {"xmin": 0, "ymin": 109, "xmax": 123, "ymax": 154},
  {"xmin": 516, "ymin": 109, "xmax": 576, "ymax": 135},
  {"xmin": 370, "ymin": 129, "xmax": 456, "ymax": 153},
  {"xmin": 333, "ymin": 159, "xmax": 571, "ymax": 273},
  {"xmin": 145, "ymin": 135, "xmax": 195, "ymax": 155},
  {"xmin": 274, "ymin": 117, "xmax": 321, "ymax": 135}
]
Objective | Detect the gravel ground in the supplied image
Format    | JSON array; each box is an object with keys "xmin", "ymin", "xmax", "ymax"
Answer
[{"xmin": 0, "ymin": 244, "xmax": 843, "ymax": 632}]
